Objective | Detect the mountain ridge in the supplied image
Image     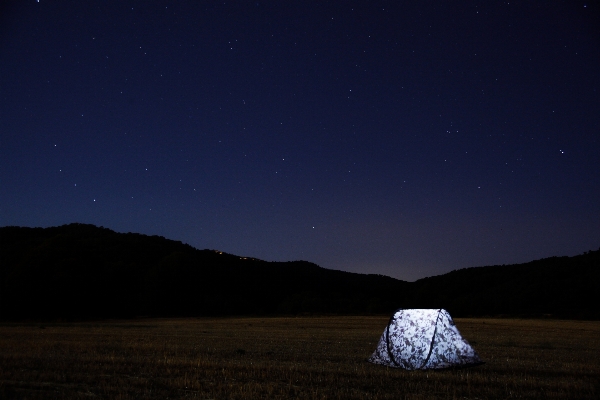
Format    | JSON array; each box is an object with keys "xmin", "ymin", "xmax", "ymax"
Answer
[{"xmin": 1, "ymin": 223, "xmax": 598, "ymax": 320}]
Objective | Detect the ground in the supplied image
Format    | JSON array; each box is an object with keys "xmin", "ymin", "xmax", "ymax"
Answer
[{"xmin": 1, "ymin": 316, "xmax": 599, "ymax": 399}]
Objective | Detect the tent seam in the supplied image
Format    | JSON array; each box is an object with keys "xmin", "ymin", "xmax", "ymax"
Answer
[
  {"xmin": 386, "ymin": 308, "xmax": 404, "ymax": 368},
  {"xmin": 418, "ymin": 308, "xmax": 442, "ymax": 369}
]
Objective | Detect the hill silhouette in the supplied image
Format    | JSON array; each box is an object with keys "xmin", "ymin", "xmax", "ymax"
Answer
[{"xmin": 1, "ymin": 224, "xmax": 598, "ymax": 320}]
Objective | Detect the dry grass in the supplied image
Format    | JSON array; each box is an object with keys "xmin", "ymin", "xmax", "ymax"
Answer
[{"xmin": 0, "ymin": 316, "xmax": 598, "ymax": 399}]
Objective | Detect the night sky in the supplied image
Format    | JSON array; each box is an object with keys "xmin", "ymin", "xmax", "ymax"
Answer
[{"xmin": 1, "ymin": 1, "xmax": 599, "ymax": 281}]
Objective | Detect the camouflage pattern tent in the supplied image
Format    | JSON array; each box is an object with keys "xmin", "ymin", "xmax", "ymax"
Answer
[{"xmin": 369, "ymin": 309, "xmax": 483, "ymax": 370}]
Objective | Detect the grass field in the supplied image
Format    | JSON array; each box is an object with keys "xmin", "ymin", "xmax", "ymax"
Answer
[{"xmin": 0, "ymin": 316, "xmax": 598, "ymax": 399}]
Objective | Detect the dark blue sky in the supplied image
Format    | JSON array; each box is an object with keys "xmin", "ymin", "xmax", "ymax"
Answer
[{"xmin": 1, "ymin": 1, "xmax": 599, "ymax": 281}]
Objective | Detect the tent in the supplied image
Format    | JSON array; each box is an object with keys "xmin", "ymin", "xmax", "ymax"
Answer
[{"xmin": 368, "ymin": 309, "xmax": 483, "ymax": 370}]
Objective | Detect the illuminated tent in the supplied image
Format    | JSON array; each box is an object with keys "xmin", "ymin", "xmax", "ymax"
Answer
[{"xmin": 368, "ymin": 309, "xmax": 483, "ymax": 370}]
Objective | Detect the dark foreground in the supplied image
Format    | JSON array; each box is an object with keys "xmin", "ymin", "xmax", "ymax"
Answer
[{"xmin": 1, "ymin": 317, "xmax": 598, "ymax": 399}]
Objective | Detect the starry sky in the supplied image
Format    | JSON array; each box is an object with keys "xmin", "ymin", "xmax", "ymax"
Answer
[{"xmin": 1, "ymin": 1, "xmax": 599, "ymax": 281}]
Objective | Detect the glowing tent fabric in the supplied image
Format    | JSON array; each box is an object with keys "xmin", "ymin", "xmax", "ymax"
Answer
[{"xmin": 368, "ymin": 309, "xmax": 483, "ymax": 370}]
